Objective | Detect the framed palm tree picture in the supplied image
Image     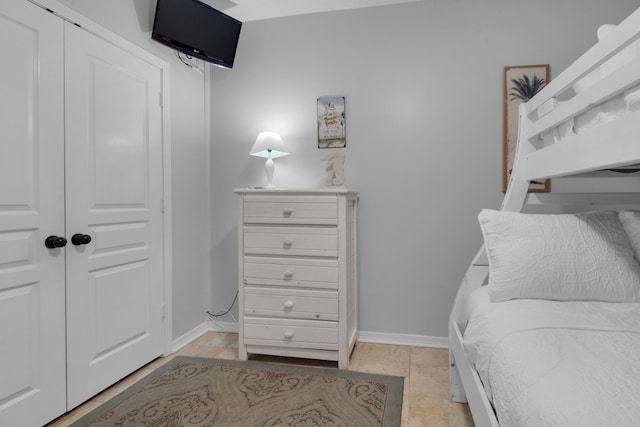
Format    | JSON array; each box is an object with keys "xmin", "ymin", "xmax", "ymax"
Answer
[{"xmin": 503, "ymin": 64, "xmax": 550, "ymax": 193}]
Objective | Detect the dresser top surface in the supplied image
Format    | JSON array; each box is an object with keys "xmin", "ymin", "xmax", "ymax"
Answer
[{"xmin": 234, "ymin": 188, "xmax": 358, "ymax": 196}]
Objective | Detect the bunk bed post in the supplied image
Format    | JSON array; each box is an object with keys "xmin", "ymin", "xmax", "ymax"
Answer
[
  {"xmin": 449, "ymin": 247, "xmax": 489, "ymax": 403},
  {"xmin": 501, "ymin": 103, "xmax": 536, "ymax": 213},
  {"xmin": 449, "ymin": 338, "xmax": 465, "ymax": 401},
  {"xmin": 448, "ymin": 103, "xmax": 536, "ymax": 425}
]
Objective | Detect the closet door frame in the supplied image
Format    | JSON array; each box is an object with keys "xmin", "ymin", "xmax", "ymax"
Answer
[{"xmin": 28, "ymin": 0, "xmax": 174, "ymax": 355}]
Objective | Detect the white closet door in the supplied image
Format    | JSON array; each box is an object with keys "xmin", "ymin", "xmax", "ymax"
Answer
[
  {"xmin": 0, "ymin": 1, "xmax": 66, "ymax": 426},
  {"xmin": 64, "ymin": 22, "xmax": 165, "ymax": 408}
]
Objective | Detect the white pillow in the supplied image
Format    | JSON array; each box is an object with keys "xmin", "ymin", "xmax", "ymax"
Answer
[
  {"xmin": 619, "ymin": 210, "xmax": 640, "ymax": 258},
  {"xmin": 479, "ymin": 209, "xmax": 640, "ymax": 302}
]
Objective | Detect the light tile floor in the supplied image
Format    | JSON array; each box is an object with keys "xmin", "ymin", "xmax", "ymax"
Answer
[{"xmin": 47, "ymin": 332, "xmax": 474, "ymax": 426}]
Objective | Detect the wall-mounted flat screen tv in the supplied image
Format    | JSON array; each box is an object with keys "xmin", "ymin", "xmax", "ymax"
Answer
[{"xmin": 152, "ymin": 0, "xmax": 242, "ymax": 69}]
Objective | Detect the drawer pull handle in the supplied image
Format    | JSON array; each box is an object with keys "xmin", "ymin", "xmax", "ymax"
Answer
[
  {"xmin": 284, "ymin": 300, "xmax": 295, "ymax": 309},
  {"xmin": 283, "ymin": 239, "xmax": 294, "ymax": 248},
  {"xmin": 283, "ymin": 270, "xmax": 294, "ymax": 279},
  {"xmin": 284, "ymin": 330, "xmax": 294, "ymax": 339},
  {"xmin": 283, "ymin": 208, "xmax": 293, "ymax": 216}
]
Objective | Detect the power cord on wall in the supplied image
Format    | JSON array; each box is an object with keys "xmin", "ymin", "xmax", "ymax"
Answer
[{"xmin": 206, "ymin": 290, "xmax": 238, "ymax": 320}]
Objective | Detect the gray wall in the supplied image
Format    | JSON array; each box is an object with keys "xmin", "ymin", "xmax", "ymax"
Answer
[
  {"xmin": 51, "ymin": 0, "xmax": 640, "ymax": 344},
  {"xmin": 56, "ymin": 0, "xmax": 211, "ymax": 340},
  {"xmin": 210, "ymin": 0, "xmax": 640, "ymax": 339}
]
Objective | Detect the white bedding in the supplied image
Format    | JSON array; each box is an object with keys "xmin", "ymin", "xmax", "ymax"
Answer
[
  {"xmin": 552, "ymin": 24, "xmax": 640, "ymax": 145},
  {"xmin": 463, "ymin": 289, "xmax": 640, "ymax": 427},
  {"xmin": 553, "ymin": 84, "xmax": 640, "ymax": 144}
]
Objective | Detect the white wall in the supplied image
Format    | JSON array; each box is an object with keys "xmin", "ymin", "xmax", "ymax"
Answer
[
  {"xmin": 210, "ymin": 0, "xmax": 640, "ymax": 340},
  {"xmin": 56, "ymin": 0, "xmax": 211, "ymax": 340}
]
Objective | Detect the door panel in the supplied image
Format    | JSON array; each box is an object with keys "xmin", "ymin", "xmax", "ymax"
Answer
[
  {"xmin": 64, "ymin": 22, "xmax": 165, "ymax": 409},
  {"xmin": 92, "ymin": 63, "xmax": 149, "ymax": 205},
  {"xmin": 0, "ymin": 1, "xmax": 66, "ymax": 425}
]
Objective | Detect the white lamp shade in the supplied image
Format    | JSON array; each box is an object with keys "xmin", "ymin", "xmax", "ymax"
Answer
[{"xmin": 250, "ymin": 131, "xmax": 290, "ymax": 158}]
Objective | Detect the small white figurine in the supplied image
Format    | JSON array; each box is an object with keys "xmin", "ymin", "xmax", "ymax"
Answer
[{"xmin": 321, "ymin": 150, "xmax": 346, "ymax": 187}]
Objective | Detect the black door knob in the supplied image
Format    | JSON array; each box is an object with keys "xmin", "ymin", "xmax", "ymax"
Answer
[
  {"xmin": 45, "ymin": 235, "xmax": 67, "ymax": 249},
  {"xmin": 71, "ymin": 233, "xmax": 92, "ymax": 246}
]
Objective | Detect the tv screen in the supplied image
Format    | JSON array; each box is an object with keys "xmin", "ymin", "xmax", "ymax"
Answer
[{"xmin": 152, "ymin": 0, "xmax": 242, "ymax": 69}]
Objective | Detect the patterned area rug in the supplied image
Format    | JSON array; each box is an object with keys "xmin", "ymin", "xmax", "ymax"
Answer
[{"xmin": 71, "ymin": 356, "xmax": 404, "ymax": 426}]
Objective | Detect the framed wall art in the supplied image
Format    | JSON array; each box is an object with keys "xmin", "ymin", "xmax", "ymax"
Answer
[
  {"xmin": 317, "ymin": 96, "xmax": 346, "ymax": 148},
  {"xmin": 503, "ymin": 64, "xmax": 550, "ymax": 193}
]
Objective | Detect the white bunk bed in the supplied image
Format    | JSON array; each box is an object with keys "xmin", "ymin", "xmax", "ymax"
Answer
[{"xmin": 449, "ymin": 6, "xmax": 640, "ymax": 427}]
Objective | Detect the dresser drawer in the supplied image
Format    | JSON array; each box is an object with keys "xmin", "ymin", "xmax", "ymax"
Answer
[
  {"xmin": 244, "ymin": 317, "xmax": 338, "ymax": 350},
  {"xmin": 244, "ymin": 257, "xmax": 338, "ymax": 289},
  {"xmin": 244, "ymin": 226, "xmax": 337, "ymax": 257},
  {"xmin": 244, "ymin": 287, "xmax": 338, "ymax": 321},
  {"xmin": 243, "ymin": 195, "xmax": 337, "ymax": 225}
]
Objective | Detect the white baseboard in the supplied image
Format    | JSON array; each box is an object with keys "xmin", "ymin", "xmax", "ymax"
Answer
[
  {"xmin": 358, "ymin": 331, "xmax": 448, "ymax": 349},
  {"xmin": 207, "ymin": 318, "xmax": 239, "ymax": 333},
  {"xmin": 170, "ymin": 322, "xmax": 210, "ymax": 353},
  {"xmin": 172, "ymin": 321, "xmax": 448, "ymax": 351}
]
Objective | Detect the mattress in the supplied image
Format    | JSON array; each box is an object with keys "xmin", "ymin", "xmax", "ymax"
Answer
[{"xmin": 463, "ymin": 289, "xmax": 640, "ymax": 427}]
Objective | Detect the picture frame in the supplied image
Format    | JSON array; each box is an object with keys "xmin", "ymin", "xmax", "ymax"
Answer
[
  {"xmin": 317, "ymin": 96, "xmax": 346, "ymax": 148},
  {"xmin": 503, "ymin": 64, "xmax": 550, "ymax": 193}
]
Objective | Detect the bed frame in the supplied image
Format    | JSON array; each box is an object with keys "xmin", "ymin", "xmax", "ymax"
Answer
[{"xmin": 448, "ymin": 6, "xmax": 640, "ymax": 427}]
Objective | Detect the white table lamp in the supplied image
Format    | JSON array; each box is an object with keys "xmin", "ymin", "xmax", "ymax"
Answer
[{"xmin": 250, "ymin": 131, "xmax": 289, "ymax": 188}]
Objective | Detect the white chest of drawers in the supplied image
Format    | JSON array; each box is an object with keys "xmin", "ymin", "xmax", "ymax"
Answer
[{"xmin": 235, "ymin": 189, "xmax": 358, "ymax": 368}]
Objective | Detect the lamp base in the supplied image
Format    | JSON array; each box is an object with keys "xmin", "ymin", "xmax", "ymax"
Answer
[{"xmin": 264, "ymin": 157, "xmax": 275, "ymax": 188}]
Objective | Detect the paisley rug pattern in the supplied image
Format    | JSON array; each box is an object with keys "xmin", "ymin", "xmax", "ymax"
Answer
[{"xmin": 70, "ymin": 356, "xmax": 403, "ymax": 427}]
